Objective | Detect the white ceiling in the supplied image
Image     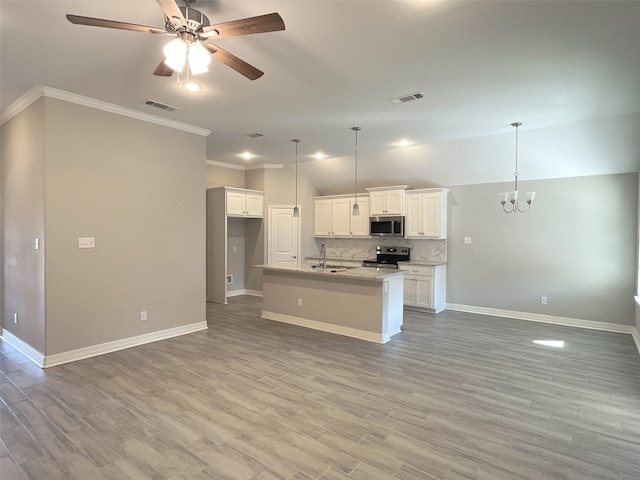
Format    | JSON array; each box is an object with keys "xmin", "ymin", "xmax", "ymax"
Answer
[{"xmin": 2, "ymin": 0, "xmax": 639, "ymax": 193}]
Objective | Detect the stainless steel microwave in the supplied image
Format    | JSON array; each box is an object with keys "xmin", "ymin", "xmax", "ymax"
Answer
[{"xmin": 369, "ymin": 216, "xmax": 405, "ymax": 237}]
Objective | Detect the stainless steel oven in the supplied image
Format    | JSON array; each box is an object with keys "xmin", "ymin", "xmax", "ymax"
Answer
[{"xmin": 369, "ymin": 216, "xmax": 404, "ymax": 237}]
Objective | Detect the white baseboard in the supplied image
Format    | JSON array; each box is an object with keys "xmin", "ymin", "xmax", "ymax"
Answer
[
  {"xmin": 261, "ymin": 310, "xmax": 398, "ymax": 344},
  {"xmin": 0, "ymin": 330, "xmax": 46, "ymax": 367},
  {"xmin": 1, "ymin": 322, "xmax": 208, "ymax": 368},
  {"xmin": 631, "ymin": 327, "xmax": 640, "ymax": 355},
  {"xmin": 227, "ymin": 289, "xmax": 263, "ymax": 298},
  {"xmin": 446, "ymin": 303, "xmax": 640, "ymax": 354}
]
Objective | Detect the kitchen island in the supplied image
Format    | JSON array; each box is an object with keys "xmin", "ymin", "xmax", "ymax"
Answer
[{"xmin": 254, "ymin": 263, "xmax": 405, "ymax": 343}]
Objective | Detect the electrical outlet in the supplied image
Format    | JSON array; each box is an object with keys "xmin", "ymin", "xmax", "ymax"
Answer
[
  {"xmin": 464, "ymin": 236, "xmax": 472, "ymax": 244},
  {"xmin": 140, "ymin": 311, "xmax": 147, "ymax": 321},
  {"xmin": 297, "ymin": 298, "xmax": 303, "ymax": 307},
  {"xmin": 226, "ymin": 275, "xmax": 233, "ymax": 284},
  {"xmin": 540, "ymin": 296, "xmax": 548, "ymax": 305},
  {"xmin": 14, "ymin": 313, "xmax": 18, "ymax": 324},
  {"xmin": 78, "ymin": 237, "xmax": 95, "ymax": 249}
]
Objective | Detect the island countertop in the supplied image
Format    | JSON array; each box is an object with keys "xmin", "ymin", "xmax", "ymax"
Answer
[{"xmin": 253, "ymin": 263, "xmax": 405, "ymax": 281}]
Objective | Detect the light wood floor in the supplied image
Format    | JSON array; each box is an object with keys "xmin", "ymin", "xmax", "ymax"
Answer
[{"xmin": 1, "ymin": 296, "xmax": 640, "ymax": 480}]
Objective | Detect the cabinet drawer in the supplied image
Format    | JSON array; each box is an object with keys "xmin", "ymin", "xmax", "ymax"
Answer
[{"xmin": 398, "ymin": 264, "xmax": 434, "ymax": 276}]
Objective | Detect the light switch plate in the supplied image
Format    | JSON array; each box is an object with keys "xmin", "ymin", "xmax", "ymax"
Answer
[
  {"xmin": 78, "ymin": 237, "xmax": 95, "ymax": 248},
  {"xmin": 464, "ymin": 237, "xmax": 472, "ymax": 244}
]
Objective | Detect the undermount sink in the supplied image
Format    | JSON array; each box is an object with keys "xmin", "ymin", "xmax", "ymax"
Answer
[{"xmin": 311, "ymin": 264, "xmax": 358, "ymax": 271}]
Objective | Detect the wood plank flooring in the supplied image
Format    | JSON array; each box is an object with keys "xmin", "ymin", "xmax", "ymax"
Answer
[{"xmin": 1, "ymin": 296, "xmax": 640, "ymax": 479}]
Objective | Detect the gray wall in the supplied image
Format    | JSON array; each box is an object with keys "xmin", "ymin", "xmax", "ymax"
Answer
[
  {"xmin": 1, "ymin": 98, "xmax": 46, "ymax": 352},
  {"xmin": 636, "ymin": 171, "xmax": 640, "ymax": 333},
  {"xmin": 447, "ymin": 173, "xmax": 638, "ymax": 326},
  {"xmin": 206, "ymin": 163, "xmax": 245, "ymax": 188},
  {"xmin": 2, "ymin": 96, "xmax": 207, "ymax": 356}
]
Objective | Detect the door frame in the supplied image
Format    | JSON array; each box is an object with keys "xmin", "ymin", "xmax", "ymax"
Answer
[{"xmin": 267, "ymin": 205, "xmax": 302, "ymax": 265}]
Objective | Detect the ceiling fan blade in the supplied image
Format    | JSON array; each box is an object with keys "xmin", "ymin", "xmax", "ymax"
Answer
[
  {"xmin": 204, "ymin": 44, "xmax": 264, "ymax": 80},
  {"xmin": 155, "ymin": 0, "xmax": 187, "ymax": 27},
  {"xmin": 153, "ymin": 60, "xmax": 174, "ymax": 77},
  {"xmin": 66, "ymin": 14, "xmax": 166, "ymax": 34},
  {"xmin": 200, "ymin": 13, "xmax": 285, "ymax": 39}
]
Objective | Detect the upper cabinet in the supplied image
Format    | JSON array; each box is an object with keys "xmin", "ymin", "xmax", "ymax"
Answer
[
  {"xmin": 405, "ymin": 188, "xmax": 449, "ymax": 239},
  {"xmin": 314, "ymin": 194, "xmax": 370, "ymax": 238},
  {"xmin": 226, "ymin": 188, "xmax": 264, "ymax": 218},
  {"xmin": 366, "ymin": 185, "xmax": 409, "ymax": 215}
]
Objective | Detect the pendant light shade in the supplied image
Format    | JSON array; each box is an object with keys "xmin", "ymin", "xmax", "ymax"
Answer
[
  {"xmin": 292, "ymin": 139, "xmax": 300, "ymax": 217},
  {"xmin": 351, "ymin": 126, "xmax": 361, "ymax": 216}
]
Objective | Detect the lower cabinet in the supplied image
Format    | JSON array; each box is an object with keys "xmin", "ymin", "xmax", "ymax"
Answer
[{"xmin": 399, "ymin": 264, "xmax": 446, "ymax": 313}]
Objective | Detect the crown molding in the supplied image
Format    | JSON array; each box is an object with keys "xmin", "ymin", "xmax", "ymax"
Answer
[
  {"xmin": 1, "ymin": 86, "xmax": 211, "ymax": 137},
  {"xmin": 206, "ymin": 160, "xmax": 284, "ymax": 171}
]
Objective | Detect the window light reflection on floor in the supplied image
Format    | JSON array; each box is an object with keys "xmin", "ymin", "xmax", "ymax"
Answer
[{"xmin": 533, "ymin": 340, "xmax": 565, "ymax": 348}]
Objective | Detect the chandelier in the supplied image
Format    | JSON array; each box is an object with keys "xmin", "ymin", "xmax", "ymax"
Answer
[{"xmin": 500, "ymin": 122, "xmax": 536, "ymax": 213}]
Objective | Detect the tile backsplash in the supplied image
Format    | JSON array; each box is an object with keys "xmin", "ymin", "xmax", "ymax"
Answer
[{"xmin": 317, "ymin": 238, "xmax": 447, "ymax": 264}]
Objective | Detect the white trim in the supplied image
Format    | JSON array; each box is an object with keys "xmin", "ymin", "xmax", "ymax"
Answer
[
  {"xmin": 42, "ymin": 321, "xmax": 208, "ymax": 368},
  {"xmin": 1, "ymin": 86, "xmax": 211, "ymax": 136},
  {"xmin": 2, "ymin": 321, "xmax": 207, "ymax": 368},
  {"xmin": 631, "ymin": 327, "xmax": 640, "ymax": 355},
  {"xmin": 205, "ymin": 160, "xmax": 286, "ymax": 171},
  {"xmin": 206, "ymin": 159, "xmax": 245, "ymax": 170},
  {"xmin": 0, "ymin": 330, "xmax": 46, "ymax": 367},
  {"xmin": 227, "ymin": 289, "xmax": 263, "ymax": 298},
  {"xmin": 446, "ymin": 303, "xmax": 636, "ymax": 335},
  {"xmin": 261, "ymin": 310, "xmax": 397, "ymax": 344}
]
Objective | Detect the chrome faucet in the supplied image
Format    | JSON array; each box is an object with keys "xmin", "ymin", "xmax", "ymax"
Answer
[{"xmin": 320, "ymin": 242, "xmax": 327, "ymax": 269}]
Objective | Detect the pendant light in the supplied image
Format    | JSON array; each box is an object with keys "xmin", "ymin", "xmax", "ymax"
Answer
[
  {"xmin": 351, "ymin": 126, "xmax": 361, "ymax": 216},
  {"xmin": 500, "ymin": 122, "xmax": 536, "ymax": 213},
  {"xmin": 292, "ymin": 139, "xmax": 300, "ymax": 217}
]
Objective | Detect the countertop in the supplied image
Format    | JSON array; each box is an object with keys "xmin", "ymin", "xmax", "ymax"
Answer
[
  {"xmin": 254, "ymin": 263, "xmax": 405, "ymax": 281},
  {"xmin": 304, "ymin": 256, "xmax": 446, "ymax": 267}
]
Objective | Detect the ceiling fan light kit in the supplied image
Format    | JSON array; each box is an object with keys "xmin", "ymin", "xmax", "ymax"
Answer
[
  {"xmin": 66, "ymin": 0, "xmax": 285, "ymax": 90},
  {"xmin": 500, "ymin": 122, "xmax": 536, "ymax": 214}
]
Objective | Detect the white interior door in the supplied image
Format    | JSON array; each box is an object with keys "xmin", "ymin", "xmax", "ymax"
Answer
[{"xmin": 269, "ymin": 206, "xmax": 300, "ymax": 265}]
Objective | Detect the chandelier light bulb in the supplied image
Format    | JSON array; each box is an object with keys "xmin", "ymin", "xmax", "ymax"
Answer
[
  {"xmin": 163, "ymin": 38, "xmax": 187, "ymax": 73},
  {"xmin": 188, "ymin": 42, "xmax": 212, "ymax": 75}
]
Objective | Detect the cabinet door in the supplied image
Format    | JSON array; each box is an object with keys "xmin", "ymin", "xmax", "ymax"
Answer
[
  {"xmin": 369, "ymin": 192, "xmax": 387, "ymax": 215},
  {"xmin": 331, "ymin": 198, "xmax": 351, "ymax": 236},
  {"xmin": 385, "ymin": 190, "xmax": 404, "ymax": 215},
  {"xmin": 314, "ymin": 199, "xmax": 333, "ymax": 236},
  {"xmin": 403, "ymin": 275, "xmax": 416, "ymax": 305},
  {"xmin": 421, "ymin": 193, "xmax": 440, "ymax": 238},
  {"xmin": 405, "ymin": 194, "xmax": 423, "ymax": 237},
  {"xmin": 350, "ymin": 197, "xmax": 370, "ymax": 236},
  {"xmin": 415, "ymin": 275, "xmax": 434, "ymax": 309},
  {"xmin": 226, "ymin": 191, "xmax": 246, "ymax": 216},
  {"xmin": 245, "ymin": 194, "xmax": 264, "ymax": 217}
]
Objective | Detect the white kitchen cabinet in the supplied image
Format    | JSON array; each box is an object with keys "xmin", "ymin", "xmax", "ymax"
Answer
[
  {"xmin": 405, "ymin": 188, "xmax": 449, "ymax": 239},
  {"xmin": 314, "ymin": 194, "xmax": 369, "ymax": 238},
  {"xmin": 366, "ymin": 185, "xmax": 409, "ymax": 215},
  {"xmin": 226, "ymin": 188, "xmax": 264, "ymax": 218},
  {"xmin": 399, "ymin": 264, "xmax": 447, "ymax": 313}
]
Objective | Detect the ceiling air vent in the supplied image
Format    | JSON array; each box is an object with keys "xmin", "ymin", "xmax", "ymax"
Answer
[
  {"xmin": 144, "ymin": 99, "xmax": 179, "ymax": 112},
  {"xmin": 388, "ymin": 91, "xmax": 426, "ymax": 105},
  {"xmin": 244, "ymin": 133, "xmax": 264, "ymax": 138}
]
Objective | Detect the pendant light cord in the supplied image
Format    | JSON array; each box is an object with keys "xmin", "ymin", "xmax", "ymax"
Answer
[{"xmin": 512, "ymin": 122, "xmax": 521, "ymax": 192}]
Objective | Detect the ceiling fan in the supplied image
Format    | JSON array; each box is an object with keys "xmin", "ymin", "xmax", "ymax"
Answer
[{"xmin": 66, "ymin": 0, "xmax": 285, "ymax": 82}]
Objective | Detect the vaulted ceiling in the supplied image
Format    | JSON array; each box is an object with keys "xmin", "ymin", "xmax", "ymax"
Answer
[{"xmin": 2, "ymin": 0, "xmax": 639, "ymax": 193}]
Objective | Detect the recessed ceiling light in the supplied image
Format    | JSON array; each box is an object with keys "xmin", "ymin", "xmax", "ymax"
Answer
[
  {"xmin": 396, "ymin": 139, "xmax": 412, "ymax": 147},
  {"xmin": 240, "ymin": 151, "xmax": 255, "ymax": 160},
  {"xmin": 312, "ymin": 152, "xmax": 327, "ymax": 160},
  {"xmin": 182, "ymin": 81, "xmax": 203, "ymax": 93}
]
